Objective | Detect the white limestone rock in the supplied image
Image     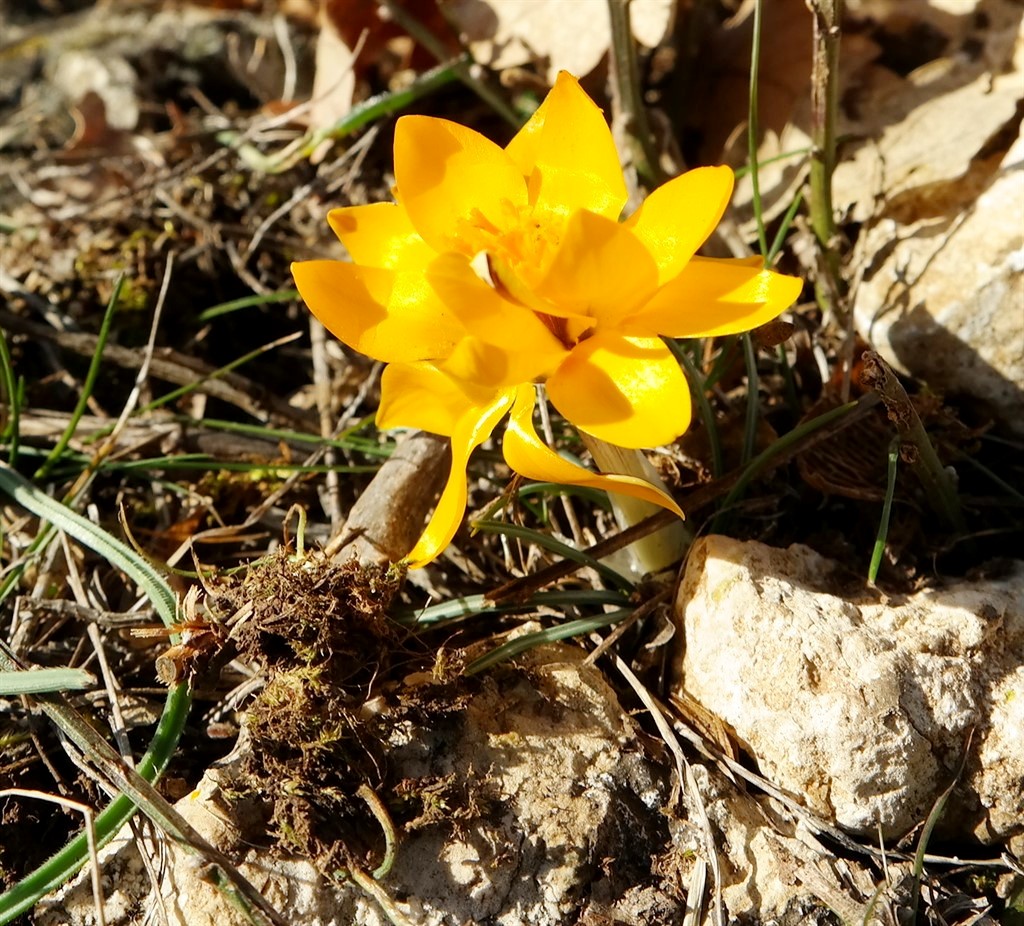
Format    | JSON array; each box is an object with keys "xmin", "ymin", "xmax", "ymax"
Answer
[
  {"xmin": 834, "ymin": 5, "xmax": 1024, "ymax": 433},
  {"xmin": 674, "ymin": 535, "xmax": 1024, "ymax": 845},
  {"xmin": 849, "ymin": 126, "xmax": 1024, "ymax": 435}
]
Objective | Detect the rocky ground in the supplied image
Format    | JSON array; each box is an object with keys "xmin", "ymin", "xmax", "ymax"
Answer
[{"xmin": 1, "ymin": 1, "xmax": 1022, "ymax": 924}]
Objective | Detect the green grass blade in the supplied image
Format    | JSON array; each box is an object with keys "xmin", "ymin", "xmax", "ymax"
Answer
[
  {"xmin": 776, "ymin": 342, "xmax": 801, "ymax": 415},
  {"xmin": 747, "ymin": 0, "xmax": 768, "ymax": 256},
  {"xmin": 668, "ymin": 339, "xmax": 724, "ymax": 479},
  {"xmin": 0, "ymin": 462, "xmax": 176, "ymax": 624},
  {"xmin": 766, "ymin": 188, "xmax": 804, "ymax": 266},
  {"xmin": 908, "ymin": 750, "xmax": 970, "ymax": 924},
  {"xmin": 0, "ymin": 668, "xmax": 95, "ymax": 695},
  {"xmin": 741, "ymin": 333, "xmax": 760, "ymax": 466},
  {"xmin": 516, "ymin": 482, "xmax": 611, "ymax": 508},
  {"xmin": 868, "ymin": 437, "xmax": 900, "ymax": 584},
  {"xmin": 71, "ymin": 455, "xmax": 379, "ymax": 476},
  {"xmin": 606, "ymin": 0, "xmax": 662, "ymax": 186},
  {"xmin": 371, "ymin": 7, "xmax": 519, "ymax": 128},
  {"xmin": 0, "ymin": 462, "xmax": 192, "ymax": 922},
  {"xmin": 405, "ymin": 588, "xmax": 629, "ymax": 626},
  {"xmin": 167, "ymin": 416, "xmax": 388, "ymax": 456},
  {"xmin": 136, "ymin": 333, "xmax": 300, "ymax": 418},
  {"xmin": 471, "ymin": 519, "xmax": 634, "ymax": 591},
  {"xmin": 463, "ymin": 609, "xmax": 632, "ymax": 676},
  {"xmin": 197, "ymin": 289, "xmax": 298, "ymax": 323},
  {"xmin": 702, "ymin": 334, "xmax": 738, "ymax": 392},
  {"xmin": 0, "ymin": 521, "xmax": 57, "ymax": 609},
  {"xmin": 0, "ymin": 682, "xmax": 191, "ymax": 924},
  {"xmin": 218, "ymin": 59, "xmax": 467, "ymax": 173},
  {"xmin": 733, "ymin": 146, "xmax": 811, "ymax": 179},
  {"xmin": 299, "ymin": 58, "xmax": 470, "ymax": 152},
  {"xmin": 0, "ymin": 327, "xmax": 20, "ymax": 465},
  {"xmin": 712, "ymin": 399, "xmax": 859, "ymax": 530},
  {"xmin": 955, "ymin": 451, "xmax": 1024, "ymax": 505},
  {"xmin": 34, "ymin": 275, "xmax": 124, "ymax": 481}
]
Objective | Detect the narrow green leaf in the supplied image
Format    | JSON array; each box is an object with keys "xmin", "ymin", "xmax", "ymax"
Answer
[
  {"xmin": 741, "ymin": 332, "xmax": 760, "ymax": 467},
  {"xmin": 712, "ymin": 399, "xmax": 860, "ymax": 530},
  {"xmin": 0, "ymin": 461, "xmax": 176, "ymax": 624},
  {"xmin": 405, "ymin": 588, "xmax": 628, "ymax": 626},
  {"xmin": 747, "ymin": 0, "xmax": 768, "ymax": 256},
  {"xmin": 471, "ymin": 519, "xmax": 634, "ymax": 591},
  {"xmin": 868, "ymin": 437, "xmax": 900, "ymax": 584},
  {"xmin": 669, "ymin": 338, "xmax": 724, "ymax": 479},
  {"xmin": 197, "ymin": 289, "xmax": 299, "ymax": 322},
  {"xmin": 464, "ymin": 610, "xmax": 632, "ymax": 676},
  {"xmin": 0, "ymin": 462, "xmax": 191, "ymax": 922},
  {"xmin": 0, "ymin": 668, "xmax": 95, "ymax": 695},
  {"xmin": 34, "ymin": 275, "xmax": 123, "ymax": 481},
  {"xmin": 0, "ymin": 327, "xmax": 19, "ymax": 465}
]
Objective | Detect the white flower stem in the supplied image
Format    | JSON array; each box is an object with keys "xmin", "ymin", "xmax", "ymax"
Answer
[{"xmin": 580, "ymin": 434, "xmax": 692, "ymax": 577}]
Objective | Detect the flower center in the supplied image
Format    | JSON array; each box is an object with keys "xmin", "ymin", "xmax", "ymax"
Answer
[
  {"xmin": 458, "ymin": 200, "xmax": 561, "ymax": 291},
  {"xmin": 460, "ymin": 201, "xmax": 595, "ymax": 354},
  {"xmin": 535, "ymin": 312, "xmax": 571, "ymax": 348}
]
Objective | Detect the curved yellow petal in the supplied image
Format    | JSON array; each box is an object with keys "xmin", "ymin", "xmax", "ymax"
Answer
[
  {"xmin": 547, "ymin": 333, "xmax": 691, "ymax": 448},
  {"xmin": 533, "ymin": 209, "xmax": 658, "ymax": 322},
  {"xmin": 504, "ymin": 72, "xmax": 627, "ymax": 220},
  {"xmin": 630, "ymin": 256, "xmax": 804, "ymax": 338},
  {"xmin": 624, "ymin": 166, "xmax": 734, "ymax": 284},
  {"xmin": 405, "ymin": 390, "xmax": 516, "ymax": 568},
  {"xmin": 504, "ymin": 386, "xmax": 684, "ymax": 517},
  {"xmin": 393, "ymin": 115, "xmax": 527, "ymax": 254},
  {"xmin": 441, "ymin": 334, "xmax": 567, "ymax": 392},
  {"xmin": 327, "ymin": 203, "xmax": 433, "ymax": 271},
  {"xmin": 425, "ymin": 252, "xmax": 566, "ymax": 352},
  {"xmin": 377, "ymin": 362, "xmax": 494, "ymax": 436},
  {"xmin": 291, "ymin": 260, "xmax": 464, "ymax": 363}
]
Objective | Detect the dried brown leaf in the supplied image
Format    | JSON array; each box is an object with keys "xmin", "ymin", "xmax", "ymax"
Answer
[{"xmin": 445, "ymin": 0, "xmax": 673, "ymax": 81}]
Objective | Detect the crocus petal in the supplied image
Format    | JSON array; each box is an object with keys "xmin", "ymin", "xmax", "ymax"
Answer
[
  {"xmin": 292, "ymin": 260, "xmax": 465, "ymax": 363},
  {"xmin": 425, "ymin": 252, "xmax": 567, "ymax": 353},
  {"xmin": 533, "ymin": 209, "xmax": 659, "ymax": 321},
  {"xmin": 405, "ymin": 390, "xmax": 516, "ymax": 568},
  {"xmin": 504, "ymin": 72, "xmax": 627, "ymax": 220},
  {"xmin": 630, "ymin": 256, "xmax": 804, "ymax": 338},
  {"xmin": 442, "ymin": 335, "xmax": 567, "ymax": 391},
  {"xmin": 393, "ymin": 115, "xmax": 527, "ymax": 254},
  {"xmin": 624, "ymin": 166, "xmax": 734, "ymax": 284},
  {"xmin": 327, "ymin": 203, "xmax": 433, "ymax": 271},
  {"xmin": 547, "ymin": 333, "xmax": 691, "ymax": 448},
  {"xmin": 377, "ymin": 361, "xmax": 494, "ymax": 436},
  {"xmin": 504, "ymin": 386, "xmax": 684, "ymax": 517}
]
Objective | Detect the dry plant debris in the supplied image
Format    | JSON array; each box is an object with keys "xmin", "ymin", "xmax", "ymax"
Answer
[{"xmin": 0, "ymin": 1, "xmax": 1022, "ymax": 924}]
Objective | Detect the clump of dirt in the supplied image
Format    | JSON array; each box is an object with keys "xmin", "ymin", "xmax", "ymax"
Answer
[
  {"xmin": 228, "ymin": 548, "xmax": 404, "ymax": 677},
  {"xmin": 220, "ymin": 550, "xmax": 480, "ymax": 872}
]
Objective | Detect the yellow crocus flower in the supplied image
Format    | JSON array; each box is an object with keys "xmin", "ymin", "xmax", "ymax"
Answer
[{"xmin": 292, "ymin": 72, "xmax": 802, "ymax": 567}]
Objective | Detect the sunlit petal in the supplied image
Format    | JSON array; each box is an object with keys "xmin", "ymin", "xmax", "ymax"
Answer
[
  {"xmin": 394, "ymin": 116, "xmax": 527, "ymax": 253},
  {"xmin": 425, "ymin": 252, "xmax": 567, "ymax": 352},
  {"xmin": 405, "ymin": 391, "xmax": 516, "ymax": 568},
  {"xmin": 377, "ymin": 362, "xmax": 494, "ymax": 436},
  {"xmin": 482, "ymin": 250, "xmax": 569, "ymax": 318},
  {"xmin": 327, "ymin": 203, "xmax": 432, "ymax": 270},
  {"xmin": 441, "ymin": 335, "xmax": 567, "ymax": 391},
  {"xmin": 504, "ymin": 386, "xmax": 684, "ymax": 517},
  {"xmin": 624, "ymin": 166, "xmax": 734, "ymax": 283},
  {"xmin": 630, "ymin": 256, "xmax": 804, "ymax": 338},
  {"xmin": 533, "ymin": 209, "xmax": 659, "ymax": 321},
  {"xmin": 547, "ymin": 333, "xmax": 691, "ymax": 448},
  {"xmin": 292, "ymin": 260, "xmax": 465, "ymax": 363},
  {"xmin": 504, "ymin": 72, "xmax": 627, "ymax": 219},
  {"xmin": 298, "ymin": 71, "xmax": 805, "ymax": 565}
]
